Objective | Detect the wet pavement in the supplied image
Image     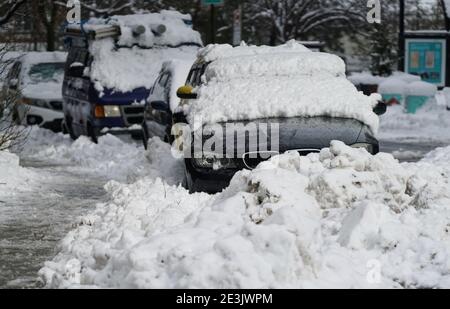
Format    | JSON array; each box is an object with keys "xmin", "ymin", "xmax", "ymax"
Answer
[{"xmin": 0, "ymin": 160, "xmax": 107, "ymax": 289}]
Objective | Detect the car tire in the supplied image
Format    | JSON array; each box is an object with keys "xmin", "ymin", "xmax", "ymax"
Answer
[
  {"xmin": 87, "ymin": 123, "xmax": 98, "ymax": 144},
  {"xmin": 65, "ymin": 116, "xmax": 77, "ymax": 140}
]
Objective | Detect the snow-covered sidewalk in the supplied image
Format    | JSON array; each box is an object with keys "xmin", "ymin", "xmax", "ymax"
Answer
[{"xmin": 36, "ymin": 133, "xmax": 450, "ymax": 288}]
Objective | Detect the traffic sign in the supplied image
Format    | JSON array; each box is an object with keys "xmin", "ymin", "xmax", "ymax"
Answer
[{"xmin": 202, "ymin": 0, "xmax": 224, "ymax": 6}]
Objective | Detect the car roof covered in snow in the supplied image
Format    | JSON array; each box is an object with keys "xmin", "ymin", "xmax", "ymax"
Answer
[
  {"xmin": 71, "ymin": 10, "xmax": 202, "ymax": 48},
  {"xmin": 182, "ymin": 40, "xmax": 381, "ymax": 133}
]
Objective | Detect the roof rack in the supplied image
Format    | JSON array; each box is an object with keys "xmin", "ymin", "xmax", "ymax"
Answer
[{"xmin": 65, "ymin": 24, "xmax": 121, "ymax": 41}]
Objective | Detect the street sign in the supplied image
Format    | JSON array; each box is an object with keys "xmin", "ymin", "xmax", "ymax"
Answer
[
  {"xmin": 202, "ymin": 0, "xmax": 224, "ymax": 6},
  {"xmin": 405, "ymin": 38, "xmax": 447, "ymax": 87}
]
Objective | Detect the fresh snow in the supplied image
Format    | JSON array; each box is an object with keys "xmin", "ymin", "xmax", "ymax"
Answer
[
  {"xmin": 38, "ymin": 136, "xmax": 450, "ymax": 289},
  {"xmin": 0, "ymin": 150, "xmax": 36, "ymax": 197},
  {"xmin": 184, "ymin": 41, "xmax": 381, "ymax": 134},
  {"xmin": 379, "ymin": 103, "xmax": 450, "ymax": 143},
  {"xmin": 89, "ymin": 41, "xmax": 198, "ymax": 94},
  {"xmin": 18, "ymin": 52, "xmax": 67, "ymax": 101},
  {"xmin": 83, "ymin": 11, "xmax": 202, "ymax": 94}
]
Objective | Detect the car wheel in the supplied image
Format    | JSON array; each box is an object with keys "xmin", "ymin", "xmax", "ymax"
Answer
[
  {"xmin": 87, "ymin": 123, "xmax": 98, "ymax": 144},
  {"xmin": 65, "ymin": 116, "xmax": 78, "ymax": 140}
]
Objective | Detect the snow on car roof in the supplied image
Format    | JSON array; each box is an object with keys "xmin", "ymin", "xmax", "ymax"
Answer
[
  {"xmin": 89, "ymin": 40, "xmax": 198, "ymax": 94},
  {"xmin": 184, "ymin": 41, "xmax": 381, "ymax": 134},
  {"xmin": 198, "ymin": 40, "xmax": 311, "ymax": 62},
  {"xmin": 82, "ymin": 11, "xmax": 202, "ymax": 48}
]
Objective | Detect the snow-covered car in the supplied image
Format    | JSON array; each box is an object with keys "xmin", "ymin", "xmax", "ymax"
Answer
[
  {"xmin": 62, "ymin": 11, "xmax": 202, "ymax": 142},
  {"xmin": 141, "ymin": 59, "xmax": 193, "ymax": 149},
  {"xmin": 2, "ymin": 52, "xmax": 67, "ymax": 132},
  {"xmin": 174, "ymin": 41, "xmax": 386, "ymax": 193}
]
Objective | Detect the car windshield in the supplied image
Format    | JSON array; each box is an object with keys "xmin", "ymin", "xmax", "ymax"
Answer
[{"xmin": 28, "ymin": 62, "xmax": 65, "ymax": 84}]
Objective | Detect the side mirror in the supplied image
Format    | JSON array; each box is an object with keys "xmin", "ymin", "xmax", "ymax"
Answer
[
  {"xmin": 373, "ymin": 101, "xmax": 387, "ymax": 116},
  {"xmin": 69, "ymin": 62, "xmax": 85, "ymax": 78},
  {"xmin": 151, "ymin": 100, "xmax": 170, "ymax": 112},
  {"xmin": 9, "ymin": 79, "xmax": 18, "ymax": 90},
  {"xmin": 177, "ymin": 85, "xmax": 197, "ymax": 100}
]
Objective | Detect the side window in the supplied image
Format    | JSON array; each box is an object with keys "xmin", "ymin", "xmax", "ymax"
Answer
[{"xmin": 159, "ymin": 73, "xmax": 169, "ymax": 87}]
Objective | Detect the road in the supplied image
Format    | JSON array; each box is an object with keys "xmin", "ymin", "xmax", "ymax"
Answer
[
  {"xmin": 380, "ymin": 139, "xmax": 449, "ymax": 162},
  {"xmin": 0, "ymin": 160, "xmax": 108, "ymax": 289}
]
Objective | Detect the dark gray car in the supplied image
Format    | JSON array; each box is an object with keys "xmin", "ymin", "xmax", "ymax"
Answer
[{"xmin": 182, "ymin": 114, "xmax": 384, "ymax": 193}]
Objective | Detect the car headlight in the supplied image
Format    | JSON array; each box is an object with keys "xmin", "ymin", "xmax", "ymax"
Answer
[
  {"xmin": 95, "ymin": 105, "xmax": 121, "ymax": 118},
  {"xmin": 351, "ymin": 143, "xmax": 374, "ymax": 153},
  {"xmin": 104, "ymin": 105, "xmax": 121, "ymax": 117},
  {"xmin": 192, "ymin": 153, "xmax": 237, "ymax": 170}
]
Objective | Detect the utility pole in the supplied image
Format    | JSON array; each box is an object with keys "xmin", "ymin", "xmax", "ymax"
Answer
[
  {"xmin": 441, "ymin": 0, "xmax": 450, "ymax": 31},
  {"xmin": 398, "ymin": 0, "xmax": 405, "ymax": 71}
]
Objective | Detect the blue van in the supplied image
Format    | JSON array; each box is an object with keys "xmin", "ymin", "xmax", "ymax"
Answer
[{"xmin": 62, "ymin": 11, "xmax": 202, "ymax": 142}]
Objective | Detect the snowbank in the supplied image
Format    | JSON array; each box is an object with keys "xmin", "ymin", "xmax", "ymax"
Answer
[
  {"xmin": 406, "ymin": 81, "xmax": 438, "ymax": 96},
  {"xmin": 185, "ymin": 41, "xmax": 381, "ymax": 134},
  {"xmin": 0, "ymin": 150, "xmax": 36, "ymax": 196},
  {"xmin": 40, "ymin": 141, "xmax": 450, "ymax": 289},
  {"xmin": 378, "ymin": 77, "xmax": 408, "ymax": 94},
  {"xmin": 19, "ymin": 127, "xmax": 184, "ymax": 184},
  {"xmin": 379, "ymin": 103, "xmax": 450, "ymax": 143}
]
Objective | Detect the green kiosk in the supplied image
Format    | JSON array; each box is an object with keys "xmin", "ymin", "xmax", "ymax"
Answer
[{"xmin": 403, "ymin": 31, "xmax": 447, "ymax": 113}]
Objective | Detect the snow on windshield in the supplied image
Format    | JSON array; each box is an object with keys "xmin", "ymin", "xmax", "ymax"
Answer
[
  {"xmin": 28, "ymin": 62, "xmax": 65, "ymax": 84},
  {"xmin": 184, "ymin": 41, "xmax": 381, "ymax": 134},
  {"xmin": 20, "ymin": 52, "xmax": 67, "ymax": 101}
]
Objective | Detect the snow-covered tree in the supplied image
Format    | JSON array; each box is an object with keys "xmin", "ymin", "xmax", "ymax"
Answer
[{"xmin": 244, "ymin": 0, "xmax": 364, "ymax": 45}]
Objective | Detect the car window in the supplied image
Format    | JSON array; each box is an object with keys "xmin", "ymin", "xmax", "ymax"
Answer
[
  {"xmin": 66, "ymin": 47, "xmax": 89, "ymax": 78},
  {"xmin": 28, "ymin": 62, "xmax": 65, "ymax": 84}
]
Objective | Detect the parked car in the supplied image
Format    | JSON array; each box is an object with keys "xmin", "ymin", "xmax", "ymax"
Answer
[
  {"xmin": 2, "ymin": 52, "xmax": 67, "ymax": 132},
  {"xmin": 173, "ymin": 42, "xmax": 386, "ymax": 193},
  {"xmin": 62, "ymin": 11, "xmax": 202, "ymax": 142},
  {"xmin": 141, "ymin": 60, "xmax": 193, "ymax": 149}
]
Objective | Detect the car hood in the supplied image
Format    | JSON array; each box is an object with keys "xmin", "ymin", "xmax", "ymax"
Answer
[
  {"xmin": 92, "ymin": 87, "xmax": 150, "ymax": 106},
  {"xmin": 21, "ymin": 82, "xmax": 63, "ymax": 101}
]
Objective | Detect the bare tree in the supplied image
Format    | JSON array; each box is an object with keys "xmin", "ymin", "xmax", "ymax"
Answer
[
  {"xmin": 245, "ymin": 0, "xmax": 364, "ymax": 46},
  {"xmin": 0, "ymin": 0, "xmax": 27, "ymax": 26},
  {"xmin": 0, "ymin": 45, "xmax": 27, "ymax": 151}
]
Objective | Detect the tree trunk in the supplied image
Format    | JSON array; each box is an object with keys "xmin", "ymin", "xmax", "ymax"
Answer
[{"xmin": 46, "ymin": 24, "xmax": 55, "ymax": 51}]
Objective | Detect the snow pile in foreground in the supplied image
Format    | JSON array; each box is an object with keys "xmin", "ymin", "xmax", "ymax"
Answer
[
  {"xmin": 186, "ymin": 41, "xmax": 381, "ymax": 134},
  {"xmin": 19, "ymin": 127, "xmax": 184, "ymax": 184},
  {"xmin": 40, "ymin": 142, "xmax": 450, "ymax": 288},
  {"xmin": 0, "ymin": 150, "xmax": 35, "ymax": 196},
  {"xmin": 379, "ymin": 103, "xmax": 450, "ymax": 142}
]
